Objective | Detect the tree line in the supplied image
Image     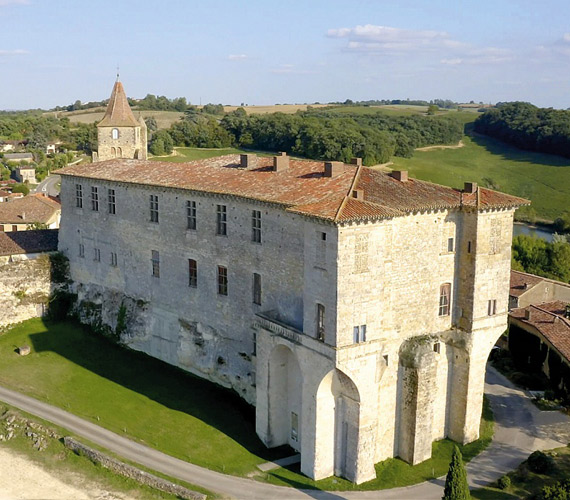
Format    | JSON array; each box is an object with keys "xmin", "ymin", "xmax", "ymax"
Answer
[
  {"xmin": 474, "ymin": 102, "xmax": 570, "ymax": 158},
  {"xmin": 512, "ymin": 234, "xmax": 570, "ymax": 283}
]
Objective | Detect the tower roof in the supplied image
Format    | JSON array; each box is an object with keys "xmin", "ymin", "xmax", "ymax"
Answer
[{"xmin": 98, "ymin": 81, "xmax": 140, "ymax": 128}]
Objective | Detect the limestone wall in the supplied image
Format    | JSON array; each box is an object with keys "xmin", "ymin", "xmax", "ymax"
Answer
[{"xmin": 97, "ymin": 125, "xmax": 145, "ymax": 162}]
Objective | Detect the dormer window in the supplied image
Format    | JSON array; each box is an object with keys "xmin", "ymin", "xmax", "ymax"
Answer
[{"xmin": 112, "ymin": 128, "xmax": 119, "ymax": 140}]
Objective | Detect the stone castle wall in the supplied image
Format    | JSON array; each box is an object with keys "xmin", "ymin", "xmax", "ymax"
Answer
[{"xmin": 97, "ymin": 125, "xmax": 146, "ymax": 162}]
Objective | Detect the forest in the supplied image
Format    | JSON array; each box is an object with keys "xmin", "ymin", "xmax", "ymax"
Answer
[
  {"xmin": 512, "ymin": 234, "xmax": 570, "ymax": 283},
  {"xmin": 474, "ymin": 102, "xmax": 570, "ymax": 158}
]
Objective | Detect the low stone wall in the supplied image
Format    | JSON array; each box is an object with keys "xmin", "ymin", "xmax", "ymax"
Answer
[
  {"xmin": 63, "ymin": 437, "xmax": 206, "ymax": 500},
  {"xmin": 0, "ymin": 257, "xmax": 51, "ymax": 329}
]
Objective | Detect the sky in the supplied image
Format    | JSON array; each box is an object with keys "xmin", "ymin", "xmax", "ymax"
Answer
[{"xmin": 1, "ymin": 0, "xmax": 570, "ymax": 110}]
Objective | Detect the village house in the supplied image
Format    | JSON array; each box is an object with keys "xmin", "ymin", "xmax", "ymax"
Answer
[
  {"xmin": 13, "ymin": 166, "xmax": 37, "ymax": 184},
  {"xmin": 0, "ymin": 194, "xmax": 61, "ymax": 232},
  {"xmin": 0, "ymin": 228, "xmax": 59, "ymax": 264},
  {"xmin": 4, "ymin": 152, "xmax": 34, "ymax": 163}
]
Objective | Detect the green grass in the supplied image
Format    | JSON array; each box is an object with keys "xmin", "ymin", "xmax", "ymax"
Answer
[
  {"xmin": 151, "ymin": 147, "xmax": 274, "ymax": 163},
  {"xmin": 391, "ymin": 134, "xmax": 570, "ymax": 221}
]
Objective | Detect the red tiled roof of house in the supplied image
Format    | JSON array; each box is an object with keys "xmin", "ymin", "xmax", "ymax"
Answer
[
  {"xmin": 59, "ymin": 156, "xmax": 529, "ymax": 222},
  {"xmin": 0, "ymin": 194, "xmax": 61, "ymax": 224},
  {"xmin": 98, "ymin": 81, "xmax": 139, "ymax": 128},
  {"xmin": 0, "ymin": 229, "xmax": 58, "ymax": 256},
  {"xmin": 0, "ymin": 190, "xmax": 10, "ymax": 198},
  {"xmin": 510, "ymin": 270, "xmax": 545, "ymax": 297},
  {"xmin": 510, "ymin": 301, "xmax": 570, "ymax": 363}
]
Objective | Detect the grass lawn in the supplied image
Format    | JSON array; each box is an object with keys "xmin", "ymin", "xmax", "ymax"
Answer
[
  {"xmin": 391, "ymin": 134, "xmax": 570, "ymax": 221},
  {"xmin": 151, "ymin": 147, "xmax": 274, "ymax": 163}
]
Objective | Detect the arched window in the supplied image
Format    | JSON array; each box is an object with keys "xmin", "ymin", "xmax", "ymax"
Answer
[
  {"xmin": 111, "ymin": 128, "xmax": 119, "ymax": 140},
  {"xmin": 117, "ymin": 147, "xmax": 122, "ymax": 158},
  {"xmin": 439, "ymin": 283, "xmax": 451, "ymax": 316},
  {"xmin": 111, "ymin": 147, "xmax": 116, "ymax": 157}
]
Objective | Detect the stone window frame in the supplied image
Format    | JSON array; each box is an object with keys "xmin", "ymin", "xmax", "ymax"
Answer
[
  {"xmin": 216, "ymin": 205, "xmax": 227, "ymax": 236},
  {"xmin": 316, "ymin": 303, "xmax": 325, "ymax": 341},
  {"xmin": 108, "ymin": 188, "xmax": 116, "ymax": 215},
  {"xmin": 91, "ymin": 186, "xmax": 99, "ymax": 212},
  {"xmin": 251, "ymin": 210, "xmax": 262, "ymax": 243},
  {"xmin": 151, "ymin": 250, "xmax": 160, "ymax": 278},
  {"xmin": 353, "ymin": 324, "xmax": 367, "ymax": 343},
  {"xmin": 75, "ymin": 184, "xmax": 83, "ymax": 208},
  {"xmin": 187, "ymin": 200, "xmax": 197, "ymax": 230},
  {"xmin": 439, "ymin": 283, "xmax": 451, "ymax": 316},
  {"xmin": 110, "ymin": 252, "xmax": 118, "ymax": 267},
  {"xmin": 252, "ymin": 272, "xmax": 261, "ymax": 305},
  {"xmin": 488, "ymin": 299, "xmax": 497, "ymax": 316},
  {"xmin": 188, "ymin": 259, "xmax": 197, "ymax": 288},
  {"xmin": 93, "ymin": 247, "xmax": 101, "ymax": 262},
  {"xmin": 217, "ymin": 265, "xmax": 228, "ymax": 296},
  {"xmin": 150, "ymin": 194, "xmax": 159, "ymax": 223}
]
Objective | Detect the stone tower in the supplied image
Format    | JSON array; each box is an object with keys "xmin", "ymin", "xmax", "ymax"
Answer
[{"xmin": 93, "ymin": 79, "xmax": 147, "ymax": 162}]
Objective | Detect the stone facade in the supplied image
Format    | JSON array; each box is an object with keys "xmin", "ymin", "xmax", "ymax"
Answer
[{"xmin": 57, "ymin": 154, "xmax": 524, "ymax": 484}]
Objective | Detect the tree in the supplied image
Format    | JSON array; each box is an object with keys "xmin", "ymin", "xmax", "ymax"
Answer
[
  {"xmin": 12, "ymin": 183, "xmax": 29, "ymax": 195},
  {"xmin": 443, "ymin": 446, "xmax": 470, "ymax": 500},
  {"xmin": 427, "ymin": 104, "xmax": 439, "ymax": 115}
]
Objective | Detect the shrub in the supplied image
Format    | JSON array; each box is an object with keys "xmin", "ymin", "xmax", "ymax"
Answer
[
  {"xmin": 527, "ymin": 451, "xmax": 555, "ymax": 474},
  {"xmin": 540, "ymin": 480, "xmax": 570, "ymax": 500},
  {"xmin": 498, "ymin": 475, "xmax": 511, "ymax": 490},
  {"xmin": 443, "ymin": 446, "xmax": 470, "ymax": 500}
]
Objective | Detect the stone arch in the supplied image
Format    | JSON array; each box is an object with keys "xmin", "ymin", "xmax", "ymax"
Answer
[
  {"xmin": 117, "ymin": 147, "xmax": 122, "ymax": 158},
  {"xmin": 111, "ymin": 147, "xmax": 116, "ymax": 157},
  {"xmin": 315, "ymin": 368, "xmax": 361, "ymax": 481},
  {"xmin": 267, "ymin": 344, "xmax": 303, "ymax": 451}
]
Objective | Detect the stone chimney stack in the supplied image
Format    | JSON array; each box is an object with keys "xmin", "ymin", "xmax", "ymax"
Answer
[
  {"xmin": 351, "ymin": 158, "xmax": 363, "ymax": 167},
  {"xmin": 273, "ymin": 152, "xmax": 289, "ymax": 172},
  {"xmin": 391, "ymin": 171, "xmax": 408, "ymax": 182},
  {"xmin": 464, "ymin": 182, "xmax": 478, "ymax": 194},
  {"xmin": 324, "ymin": 161, "xmax": 345, "ymax": 178},
  {"xmin": 240, "ymin": 153, "xmax": 258, "ymax": 169},
  {"xmin": 524, "ymin": 308, "xmax": 532, "ymax": 320}
]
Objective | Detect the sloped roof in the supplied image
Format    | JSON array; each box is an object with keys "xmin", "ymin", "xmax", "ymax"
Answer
[
  {"xmin": 97, "ymin": 81, "xmax": 139, "ymax": 128},
  {"xmin": 0, "ymin": 194, "xmax": 61, "ymax": 224},
  {"xmin": 59, "ymin": 156, "xmax": 529, "ymax": 223},
  {"xmin": 0, "ymin": 229, "xmax": 58, "ymax": 256},
  {"xmin": 510, "ymin": 270, "xmax": 546, "ymax": 297},
  {"xmin": 510, "ymin": 301, "xmax": 570, "ymax": 363}
]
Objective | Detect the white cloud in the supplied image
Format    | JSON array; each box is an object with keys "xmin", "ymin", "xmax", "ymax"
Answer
[
  {"xmin": 0, "ymin": 49, "xmax": 28, "ymax": 55},
  {"xmin": 271, "ymin": 64, "xmax": 315, "ymax": 75},
  {"xmin": 441, "ymin": 58, "xmax": 463, "ymax": 65},
  {"xmin": 228, "ymin": 54, "xmax": 248, "ymax": 61}
]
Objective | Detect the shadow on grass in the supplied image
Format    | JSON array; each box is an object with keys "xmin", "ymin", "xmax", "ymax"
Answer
[{"xmin": 28, "ymin": 319, "xmax": 291, "ymax": 464}]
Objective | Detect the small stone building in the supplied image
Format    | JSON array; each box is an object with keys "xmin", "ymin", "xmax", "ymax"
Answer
[
  {"xmin": 92, "ymin": 80, "xmax": 147, "ymax": 162},
  {"xmin": 13, "ymin": 166, "xmax": 37, "ymax": 184},
  {"xmin": 58, "ymin": 154, "xmax": 527, "ymax": 483},
  {"xmin": 509, "ymin": 270, "xmax": 570, "ymax": 309}
]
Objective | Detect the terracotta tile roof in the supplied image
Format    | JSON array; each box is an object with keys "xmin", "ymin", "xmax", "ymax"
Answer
[
  {"xmin": 97, "ymin": 81, "xmax": 140, "ymax": 128},
  {"xmin": 510, "ymin": 301, "xmax": 570, "ymax": 363},
  {"xmin": 0, "ymin": 229, "xmax": 58, "ymax": 256},
  {"xmin": 0, "ymin": 190, "xmax": 10, "ymax": 198},
  {"xmin": 510, "ymin": 270, "xmax": 545, "ymax": 297},
  {"xmin": 59, "ymin": 156, "xmax": 529, "ymax": 223},
  {"xmin": 0, "ymin": 194, "xmax": 61, "ymax": 224}
]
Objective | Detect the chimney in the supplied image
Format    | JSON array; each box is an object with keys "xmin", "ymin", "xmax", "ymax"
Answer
[
  {"xmin": 524, "ymin": 308, "xmax": 532, "ymax": 321},
  {"xmin": 391, "ymin": 170, "xmax": 408, "ymax": 182},
  {"xmin": 324, "ymin": 161, "xmax": 345, "ymax": 178},
  {"xmin": 351, "ymin": 157, "xmax": 363, "ymax": 167},
  {"xmin": 240, "ymin": 153, "xmax": 257, "ymax": 168},
  {"xmin": 464, "ymin": 182, "xmax": 478, "ymax": 194},
  {"xmin": 21, "ymin": 211, "xmax": 25, "ymax": 221},
  {"xmin": 523, "ymin": 283, "xmax": 529, "ymax": 290},
  {"xmin": 273, "ymin": 152, "xmax": 289, "ymax": 172},
  {"xmin": 351, "ymin": 189, "xmax": 364, "ymax": 200}
]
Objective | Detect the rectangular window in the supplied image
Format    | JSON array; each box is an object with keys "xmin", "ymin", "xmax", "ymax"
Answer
[
  {"xmin": 488, "ymin": 299, "xmax": 497, "ymax": 316},
  {"xmin": 316, "ymin": 232, "xmax": 327, "ymax": 266},
  {"xmin": 252, "ymin": 210, "xmax": 261, "ymax": 243},
  {"xmin": 252, "ymin": 332, "xmax": 257, "ymax": 356},
  {"xmin": 216, "ymin": 205, "xmax": 227, "ymax": 235},
  {"xmin": 217, "ymin": 265, "xmax": 228, "ymax": 295},
  {"xmin": 151, "ymin": 250, "xmax": 160, "ymax": 277},
  {"xmin": 75, "ymin": 184, "xmax": 83, "ymax": 208},
  {"xmin": 439, "ymin": 283, "xmax": 451, "ymax": 316},
  {"xmin": 110, "ymin": 252, "xmax": 118, "ymax": 267},
  {"xmin": 467, "ymin": 241, "xmax": 472, "ymax": 253},
  {"xmin": 108, "ymin": 188, "xmax": 116, "ymax": 215},
  {"xmin": 91, "ymin": 186, "xmax": 99, "ymax": 211},
  {"xmin": 252, "ymin": 272, "xmax": 261, "ymax": 305},
  {"xmin": 353, "ymin": 326, "xmax": 360, "ymax": 343},
  {"xmin": 188, "ymin": 259, "xmax": 197, "ymax": 287},
  {"xmin": 291, "ymin": 412, "xmax": 298, "ymax": 441},
  {"xmin": 316, "ymin": 303, "xmax": 325, "ymax": 341},
  {"xmin": 79, "ymin": 243, "xmax": 84, "ymax": 258},
  {"xmin": 94, "ymin": 247, "xmax": 100, "ymax": 262},
  {"xmin": 434, "ymin": 342, "xmax": 441, "ymax": 353},
  {"xmin": 150, "ymin": 194, "xmax": 159, "ymax": 223},
  {"xmin": 187, "ymin": 201, "xmax": 197, "ymax": 230},
  {"xmin": 447, "ymin": 237, "xmax": 454, "ymax": 253},
  {"xmin": 361, "ymin": 324, "xmax": 367, "ymax": 342}
]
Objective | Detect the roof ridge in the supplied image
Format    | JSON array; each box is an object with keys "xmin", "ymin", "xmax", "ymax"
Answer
[
  {"xmin": 334, "ymin": 163, "xmax": 363, "ymax": 223},
  {"xmin": 528, "ymin": 304, "xmax": 570, "ymax": 328}
]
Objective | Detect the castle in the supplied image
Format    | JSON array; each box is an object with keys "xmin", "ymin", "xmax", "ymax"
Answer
[{"xmin": 57, "ymin": 81, "xmax": 528, "ymax": 484}]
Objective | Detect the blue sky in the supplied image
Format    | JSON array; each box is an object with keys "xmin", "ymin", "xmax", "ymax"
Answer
[{"xmin": 1, "ymin": 0, "xmax": 570, "ymax": 109}]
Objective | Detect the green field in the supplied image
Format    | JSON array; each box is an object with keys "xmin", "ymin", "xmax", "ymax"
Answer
[
  {"xmin": 151, "ymin": 147, "xmax": 273, "ymax": 163},
  {"xmin": 0, "ymin": 319, "xmax": 494, "ymax": 492},
  {"xmin": 391, "ymin": 134, "xmax": 570, "ymax": 221}
]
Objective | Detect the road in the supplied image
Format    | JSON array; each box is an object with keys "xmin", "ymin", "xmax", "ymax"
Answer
[
  {"xmin": 0, "ymin": 366, "xmax": 567, "ymax": 499},
  {"xmin": 35, "ymin": 174, "xmax": 61, "ymax": 197}
]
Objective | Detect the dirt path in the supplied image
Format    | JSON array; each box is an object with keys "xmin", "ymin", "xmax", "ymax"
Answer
[
  {"xmin": 0, "ymin": 446, "xmax": 132, "ymax": 500},
  {"xmin": 415, "ymin": 140, "xmax": 464, "ymax": 152}
]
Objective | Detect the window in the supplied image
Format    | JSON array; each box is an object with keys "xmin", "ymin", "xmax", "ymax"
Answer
[
  {"xmin": 94, "ymin": 248, "xmax": 100, "ymax": 262},
  {"xmin": 252, "ymin": 332, "xmax": 257, "ymax": 356},
  {"xmin": 112, "ymin": 128, "xmax": 119, "ymax": 140},
  {"xmin": 361, "ymin": 324, "xmax": 367, "ymax": 342},
  {"xmin": 316, "ymin": 303, "xmax": 325, "ymax": 341},
  {"xmin": 75, "ymin": 184, "xmax": 83, "ymax": 208},
  {"xmin": 79, "ymin": 243, "xmax": 84, "ymax": 258},
  {"xmin": 253, "ymin": 273, "xmax": 261, "ymax": 305},
  {"xmin": 291, "ymin": 412, "xmax": 298, "ymax": 441},
  {"xmin": 488, "ymin": 299, "xmax": 497, "ymax": 316},
  {"xmin": 108, "ymin": 188, "xmax": 116, "ymax": 214},
  {"xmin": 439, "ymin": 283, "xmax": 451, "ymax": 316},
  {"xmin": 151, "ymin": 250, "xmax": 160, "ymax": 277},
  {"xmin": 447, "ymin": 237, "xmax": 454, "ymax": 253},
  {"xmin": 434, "ymin": 342, "xmax": 441, "ymax": 353},
  {"xmin": 150, "ymin": 195, "xmax": 159, "ymax": 223},
  {"xmin": 467, "ymin": 241, "xmax": 472, "ymax": 253},
  {"xmin": 252, "ymin": 210, "xmax": 261, "ymax": 243},
  {"xmin": 91, "ymin": 186, "xmax": 99, "ymax": 211},
  {"xmin": 188, "ymin": 259, "xmax": 197, "ymax": 288},
  {"xmin": 216, "ymin": 205, "xmax": 227, "ymax": 235},
  {"xmin": 110, "ymin": 252, "xmax": 118, "ymax": 267},
  {"xmin": 187, "ymin": 201, "xmax": 196, "ymax": 230},
  {"xmin": 353, "ymin": 325, "xmax": 367, "ymax": 343},
  {"xmin": 316, "ymin": 232, "xmax": 327, "ymax": 266},
  {"xmin": 217, "ymin": 265, "xmax": 228, "ymax": 295}
]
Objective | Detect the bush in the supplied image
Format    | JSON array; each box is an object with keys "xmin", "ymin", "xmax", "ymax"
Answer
[
  {"xmin": 540, "ymin": 480, "xmax": 570, "ymax": 500},
  {"xmin": 498, "ymin": 475, "xmax": 511, "ymax": 490},
  {"xmin": 527, "ymin": 451, "xmax": 555, "ymax": 474}
]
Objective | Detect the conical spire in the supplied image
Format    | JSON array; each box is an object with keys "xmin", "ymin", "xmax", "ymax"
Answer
[{"xmin": 98, "ymin": 80, "xmax": 139, "ymax": 128}]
